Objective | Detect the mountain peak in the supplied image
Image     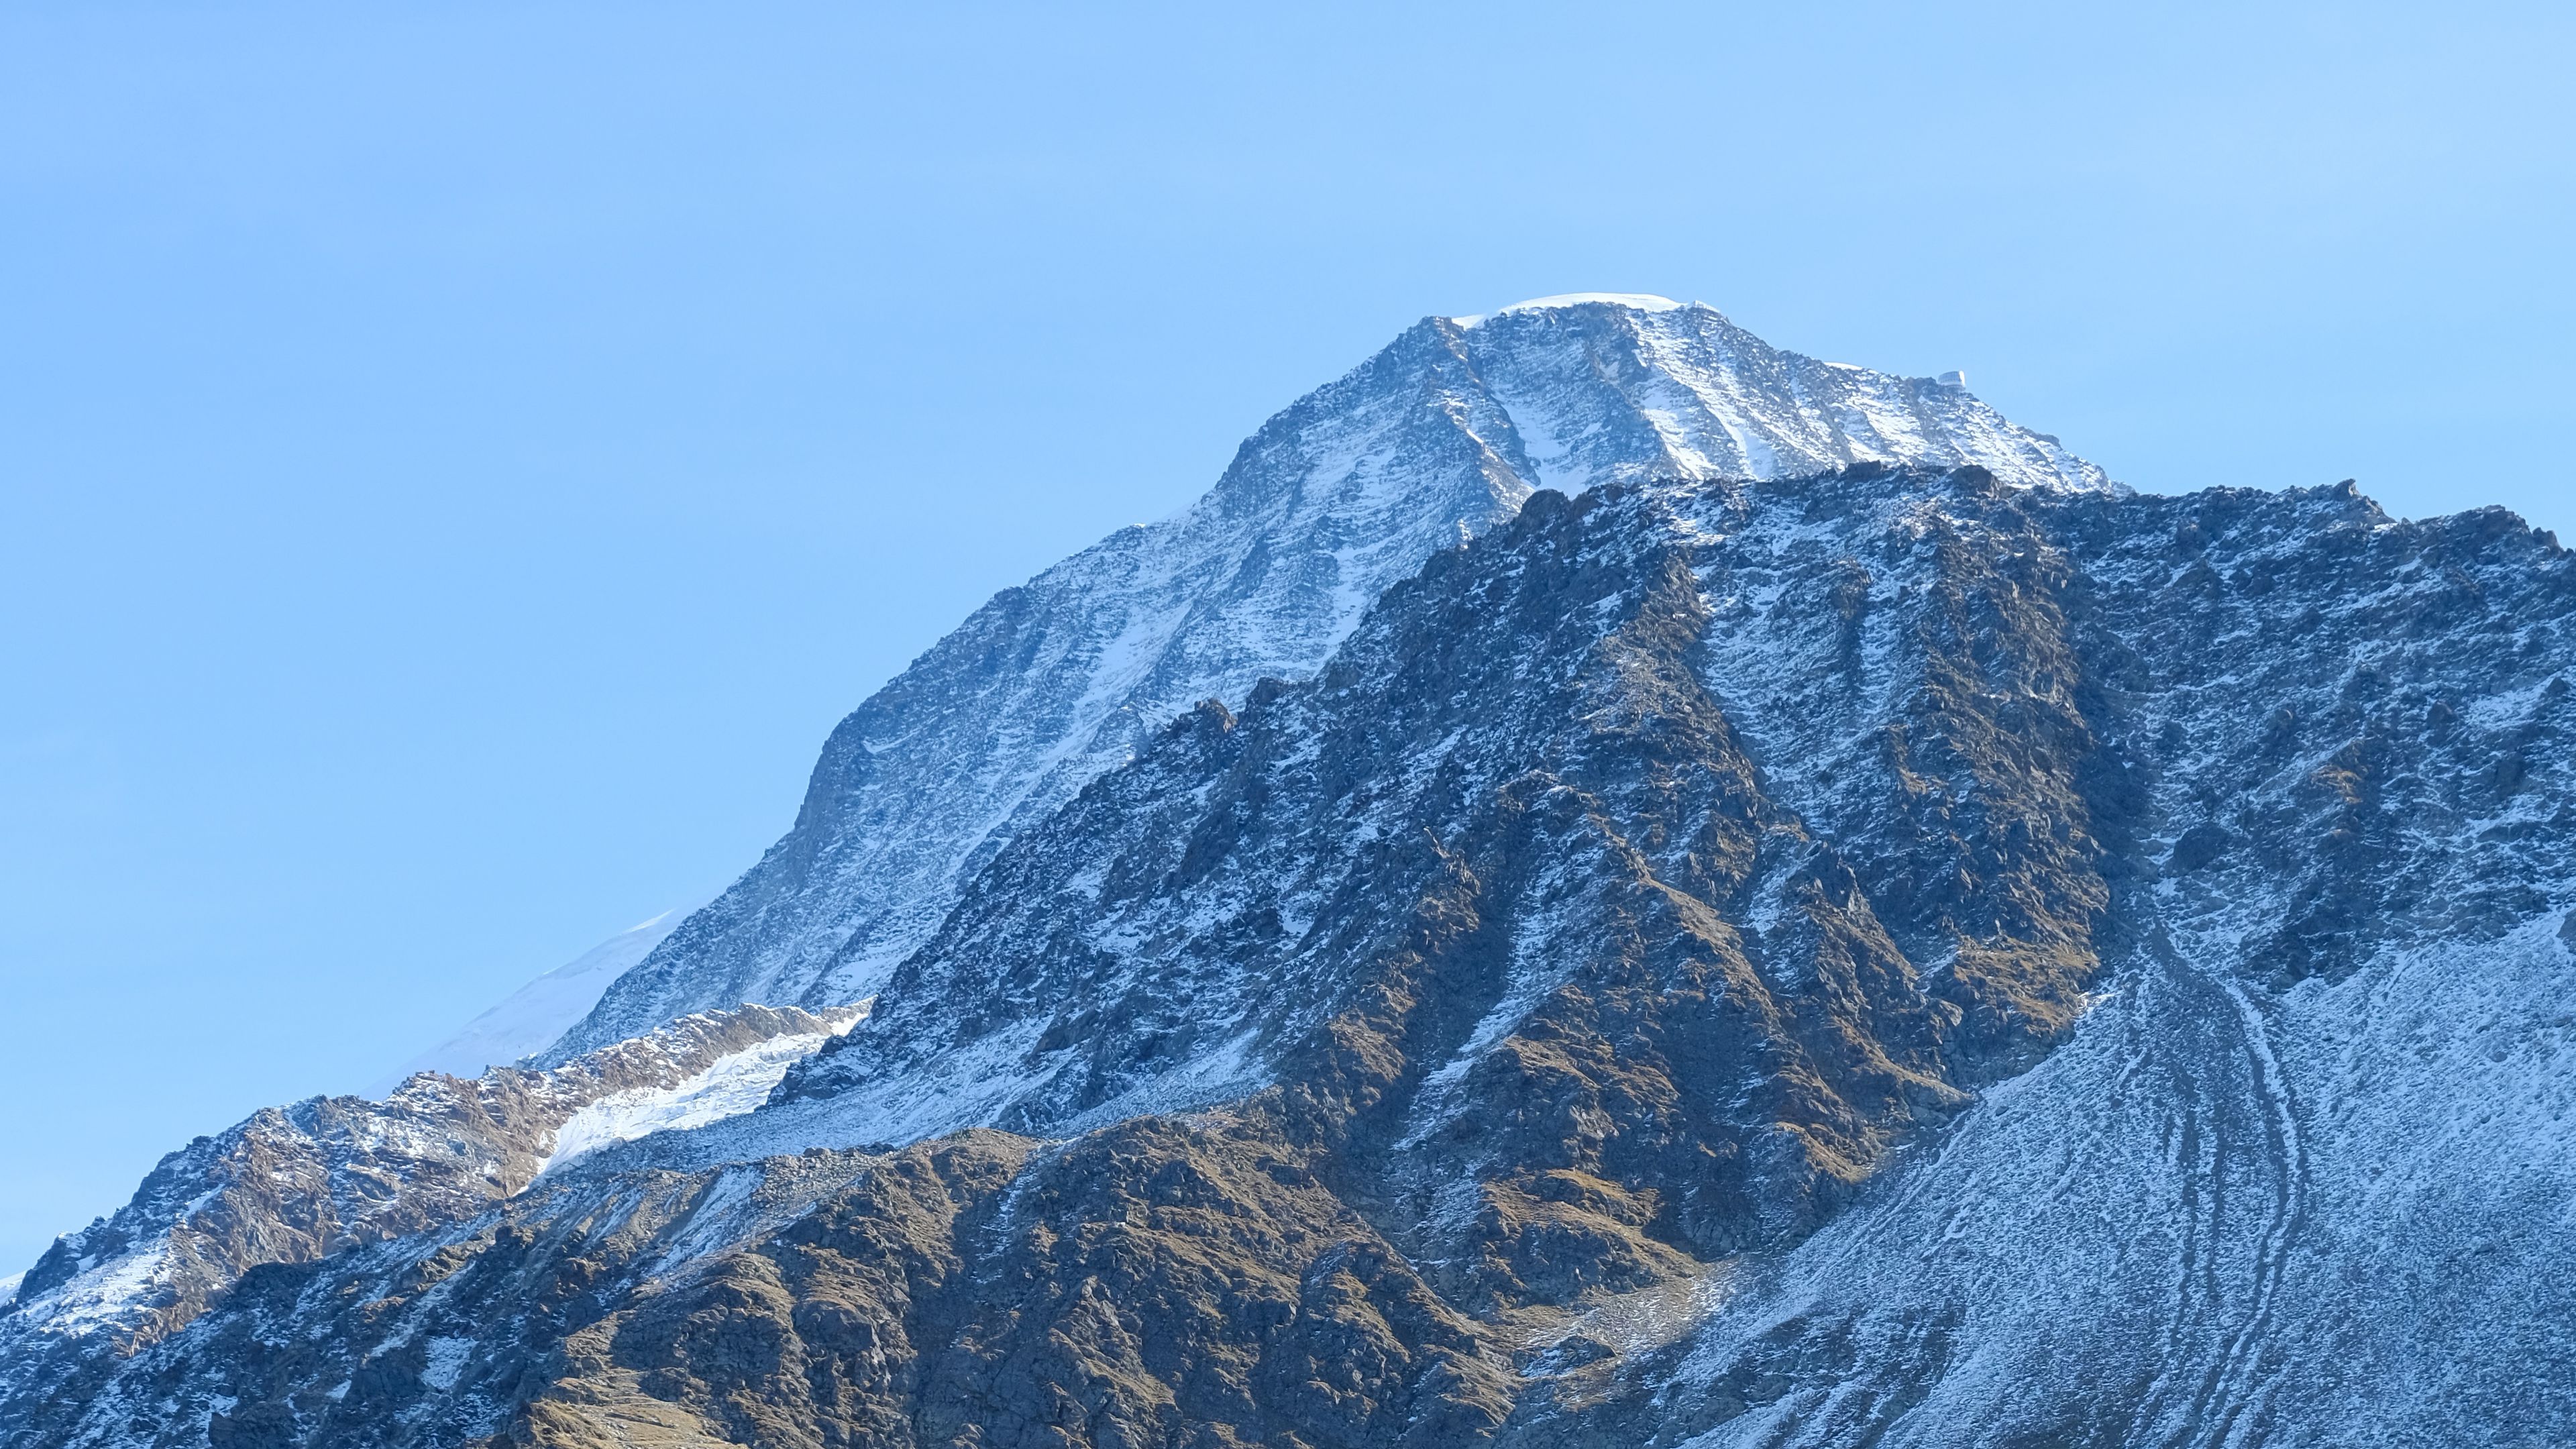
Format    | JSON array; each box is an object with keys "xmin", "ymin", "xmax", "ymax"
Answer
[
  {"xmin": 26, "ymin": 299, "xmax": 2576, "ymax": 1445},
  {"xmin": 545, "ymin": 304, "xmax": 2110, "ymax": 1057},
  {"xmin": 1449, "ymin": 292, "xmax": 1690, "ymax": 327}
]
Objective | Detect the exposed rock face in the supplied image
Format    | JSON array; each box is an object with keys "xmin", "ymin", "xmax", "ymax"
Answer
[
  {"xmin": 0, "ymin": 1005, "xmax": 857, "ymax": 1434},
  {"xmin": 758, "ymin": 469, "xmax": 2118, "ymax": 1310},
  {"xmin": 550, "ymin": 299, "xmax": 2112, "ymax": 1061},
  {"xmin": 1555, "ymin": 482, "xmax": 2576, "ymax": 1448},
  {"xmin": 13, "ymin": 460, "xmax": 2570, "ymax": 1448}
]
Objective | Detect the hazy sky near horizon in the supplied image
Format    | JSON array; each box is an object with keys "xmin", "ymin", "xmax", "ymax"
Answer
[{"xmin": 4, "ymin": 1, "xmax": 2572, "ymax": 1270}]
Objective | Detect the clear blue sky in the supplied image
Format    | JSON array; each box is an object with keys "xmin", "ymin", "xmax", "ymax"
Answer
[{"xmin": 3, "ymin": 1, "xmax": 2570, "ymax": 1272}]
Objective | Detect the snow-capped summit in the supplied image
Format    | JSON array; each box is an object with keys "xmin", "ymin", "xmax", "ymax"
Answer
[
  {"xmin": 1423, "ymin": 297, "xmax": 2102, "ymax": 494},
  {"xmin": 1450, "ymin": 291, "xmax": 1689, "ymax": 325},
  {"xmin": 546, "ymin": 297, "xmax": 2112, "ymax": 1058}
]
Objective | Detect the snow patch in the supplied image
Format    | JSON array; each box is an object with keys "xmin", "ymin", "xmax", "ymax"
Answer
[
  {"xmin": 420, "ymin": 1335, "xmax": 472, "ymax": 1392},
  {"xmin": 14, "ymin": 1246, "xmax": 169, "ymax": 1337},
  {"xmin": 537, "ymin": 1012, "xmax": 865, "ymax": 1175}
]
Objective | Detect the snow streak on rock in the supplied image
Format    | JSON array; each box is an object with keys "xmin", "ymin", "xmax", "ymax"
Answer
[{"xmin": 535, "ymin": 1008, "xmax": 864, "ymax": 1175}]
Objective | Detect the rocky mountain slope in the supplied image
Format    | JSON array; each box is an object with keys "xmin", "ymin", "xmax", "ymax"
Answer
[
  {"xmin": 0, "ymin": 1004, "xmax": 857, "ymax": 1434},
  {"xmin": 549, "ymin": 296, "xmax": 2108, "ymax": 1061},
  {"xmin": 10, "ymin": 450, "xmax": 2570, "ymax": 1448},
  {"xmin": 11, "ymin": 299, "xmax": 2573, "ymax": 1448},
  {"xmin": 1601, "ymin": 480, "xmax": 2576, "ymax": 1448}
]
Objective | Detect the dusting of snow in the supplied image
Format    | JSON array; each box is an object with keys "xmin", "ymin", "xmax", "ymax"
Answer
[
  {"xmin": 1058, "ymin": 1026, "xmax": 1267, "ymax": 1134},
  {"xmin": 16, "ymin": 455, "xmax": 2576, "ymax": 1445},
  {"xmin": 419, "ymin": 1335, "xmax": 472, "ymax": 1392},
  {"xmin": 1660, "ymin": 914, "xmax": 2576, "ymax": 1446},
  {"xmin": 648, "ymin": 1165, "xmax": 769, "ymax": 1278},
  {"xmin": 1397, "ymin": 852, "xmax": 1593, "ymax": 1154}
]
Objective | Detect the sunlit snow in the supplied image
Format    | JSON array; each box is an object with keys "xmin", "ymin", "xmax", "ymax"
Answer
[
  {"xmin": 537, "ymin": 1010, "xmax": 865, "ymax": 1174},
  {"xmin": 1452, "ymin": 292, "xmax": 1687, "ymax": 327}
]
